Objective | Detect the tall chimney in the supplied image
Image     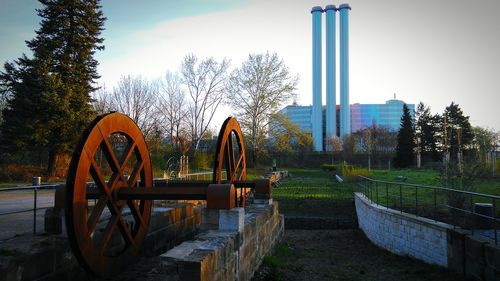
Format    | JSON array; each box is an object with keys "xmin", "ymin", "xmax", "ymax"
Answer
[
  {"xmin": 311, "ymin": 6, "xmax": 323, "ymax": 151},
  {"xmin": 325, "ymin": 5, "xmax": 337, "ymax": 144},
  {"xmin": 339, "ymin": 3, "xmax": 351, "ymax": 137}
]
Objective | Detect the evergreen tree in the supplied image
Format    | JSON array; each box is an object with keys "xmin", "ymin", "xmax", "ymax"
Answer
[
  {"xmin": 442, "ymin": 102, "xmax": 474, "ymax": 159},
  {"xmin": 394, "ymin": 104, "xmax": 415, "ymax": 168},
  {"xmin": 415, "ymin": 102, "xmax": 441, "ymax": 162},
  {"xmin": 0, "ymin": 0, "xmax": 105, "ymax": 175}
]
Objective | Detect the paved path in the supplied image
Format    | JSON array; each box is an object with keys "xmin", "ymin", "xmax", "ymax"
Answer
[{"xmin": 0, "ymin": 189, "xmax": 55, "ymax": 241}]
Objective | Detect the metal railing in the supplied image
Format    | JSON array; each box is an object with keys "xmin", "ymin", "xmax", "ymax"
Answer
[
  {"xmin": 357, "ymin": 176, "xmax": 500, "ymax": 244},
  {"xmin": 0, "ymin": 182, "xmax": 63, "ymax": 235}
]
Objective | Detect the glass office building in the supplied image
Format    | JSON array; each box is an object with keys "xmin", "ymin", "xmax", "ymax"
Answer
[
  {"xmin": 279, "ymin": 98, "xmax": 414, "ymax": 135},
  {"xmin": 351, "ymin": 99, "xmax": 415, "ymax": 132}
]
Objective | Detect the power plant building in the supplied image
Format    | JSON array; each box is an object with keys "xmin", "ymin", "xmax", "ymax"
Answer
[
  {"xmin": 310, "ymin": 4, "xmax": 351, "ymax": 151},
  {"xmin": 302, "ymin": 4, "xmax": 414, "ymax": 150},
  {"xmin": 278, "ymin": 99, "xmax": 415, "ymax": 150}
]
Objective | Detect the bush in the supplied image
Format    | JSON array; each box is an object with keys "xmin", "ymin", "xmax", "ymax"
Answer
[
  {"xmin": 340, "ymin": 165, "xmax": 371, "ymax": 180},
  {"xmin": 320, "ymin": 164, "xmax": 338, "ymax": 171},
  {"xmin": 442, "ymin": 161, "xmax": 487, "ymax": 210},
  {"xmin": 192, "ymin": 152, "xmax": 212, "ymax": 170},
  {"xmin": 0, "ymin": 164, "xmax": 46, "ymax": 182}
]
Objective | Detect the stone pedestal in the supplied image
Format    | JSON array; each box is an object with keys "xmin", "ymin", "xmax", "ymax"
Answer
[
  {"xmin": 219, "ymin": 208, "xmax": 244, "ymax": 232},
  {"xmin": 202, "ymin": 207, "xmax": 245, "ymax": 232}
]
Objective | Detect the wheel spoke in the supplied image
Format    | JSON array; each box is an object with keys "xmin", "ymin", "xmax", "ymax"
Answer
[
  {"xmin": 87, "ymin": 197, "xmax": 108, "ymax": 235},
  {"xmin": 225, "ymin": 136, "xmax": 235, "ymax": 181},
  {"xmin": 98, "ymin": 215, "xmax": 119, "ymax": 257},
  {"xmin": 230, "ymin": 154, "xmax": 244, "ymax": 182},
  {"xmin": 116, "ymin": 214, "xmax": 136, "ymax": 248},
  {"xmin": 97, "ymin": 125, "xmax": 128, "ymax": 184},
  {"xmin": 87, "ymin": 148, "xmax": 112, "ymax": 197},
  {"xmin": 120, "ymin": 141, "xmax": 137, "ymax": 168},
  {"xmin": 99, "ymin": 204, "xmax": 137, "ymax": 253},
  {"xmin": 128, "ymin": 161, "xmax": 144, "ymax": 188},
  {"xmin": 127, "ymin": 200, "xmax": 145, "ymax": 230}
]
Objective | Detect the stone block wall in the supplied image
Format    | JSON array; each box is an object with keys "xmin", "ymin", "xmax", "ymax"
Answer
[
  {"xmin": 162, "ymin": 201, "xmax": 284, "ymax": 281},
  {"xmin": 355, "ymin": 193, "xmax": 449, "ymax": 267},
  {"xmin": 447, "ymin": 228, "xmax": 500, "ymax": 281}
]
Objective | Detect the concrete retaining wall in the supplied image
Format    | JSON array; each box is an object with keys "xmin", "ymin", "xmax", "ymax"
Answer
[
  {"xmin": 355, "ymin": 192, "xmax": 500, "ymax": 281},
  {"xmin": 355, "ymin": 192, "xmax": 450, "ymax": 266}
]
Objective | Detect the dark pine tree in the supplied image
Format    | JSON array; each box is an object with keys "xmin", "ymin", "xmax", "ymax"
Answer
[
  {"xmin": 443, "ymin": 102, "xmax": 474, "ymax": 160},
  {"xmin": 394, "ymin": 104, "xmax": 415, "ymax": 168},
  {"xmin": 0, "ymin": 0, "xmax": 105, "ymax": 175},
  {"xmin": 415, "ymin": 102, "xmax": 441, "ymax": 162}
]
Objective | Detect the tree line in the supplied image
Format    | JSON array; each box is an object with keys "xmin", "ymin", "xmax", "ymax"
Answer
[
  {"xmin": 394, "ymin": 102, "xmax": 498, "ymax": 169},
  {"xmin": 0, "ymin": 0, "xmax": 299, "ymax": 176}
]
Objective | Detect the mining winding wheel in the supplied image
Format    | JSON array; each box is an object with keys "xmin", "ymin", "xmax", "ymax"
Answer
[
  {"xmin": 213, "ymin": 117, "xmax": 248, "ymax": 207},
  {"xmin": 65, "ymin": 113, "xmax": 255, "ymax": 277},
  {"xmin": 65, "ymin": 113, "xmax": 153, "ymax": 277}
]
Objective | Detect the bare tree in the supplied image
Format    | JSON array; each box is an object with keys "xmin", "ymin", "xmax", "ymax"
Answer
[
  {"xmin": 327, "ymin": 135, "xmax": 343, "ymax": 164},
  {"xmin": 158, "ymin": 71, "xmax": 188, "ymax": 143},
  {"xmin": 90, "ymin": 84, "xmax": 111, "ymax": 115},
  {"xmin": 360, "ymin": 125, "xmax": 377, "ymax": 171},
  {"xmin": 180, "ymin": 54, "xmax": 229, "ymax": 152},
  {"xmin": 108, "ymin": 75, "xmax": 160, "ymax": 137},
  {"xmin": 226, "ymin": 52, "xmax": 298, "ymax": 165}
]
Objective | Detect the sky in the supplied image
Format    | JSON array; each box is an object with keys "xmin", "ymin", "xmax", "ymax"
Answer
[{"xmin": 1, "ymin": 0, "xmax": 499, "ymax": 132}]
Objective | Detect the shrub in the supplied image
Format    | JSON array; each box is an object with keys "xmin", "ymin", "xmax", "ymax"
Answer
[
  {"xmin": 0, "ymin": 164, "xmax": 46, "ymax": 182},
  {"xmin": 320, "ymin": 164, "xmax": 338, "ymax": 171},
  {"xmin": 340, "ymin": 165, "xmax": 371, "ymax": 180},
  {"xmin": 442, "ymin": 161, "xmax": 487, "ymax": 210},
  {"xmin": 192, "ymin": 152, "xmax": 212, "ymax": 170}
]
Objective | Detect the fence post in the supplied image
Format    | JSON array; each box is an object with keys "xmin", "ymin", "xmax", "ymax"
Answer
[
  {"xmin": 434, "ymin": 188, "xmax": 437, "ymax": 222},
  {"xmin": 493, "ymin": 198, "xmax": 497, "ymax": 245},
  {"xmin": 471, "ymin": 196, "xmax": 474, "ymax": 235},
  {"xmin": 376, "ymin": 182, "xmax": 378, "ymax": 204},
  {"xmin": 399, "ymin": 184, "xmax": 402, "ymax": 213},
  {"xmin": 370, "ymin": 181, "xmax": 372, "ymax": 202},
  {"xmin": 32, "ymin": 176, "xmax": 41, "ymax": 235},
  {"xmin": 415, "ymin": 186, "xmax": 418, "ymax": 216},
  {"xmin": 386, "ymin": 183, "xmax": 389, "ymax": 210}
]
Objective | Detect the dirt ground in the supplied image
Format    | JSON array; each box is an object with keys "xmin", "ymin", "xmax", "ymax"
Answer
[{"xmin": 252, "ymin": 229, "xmax": 471, "ymax": 281}]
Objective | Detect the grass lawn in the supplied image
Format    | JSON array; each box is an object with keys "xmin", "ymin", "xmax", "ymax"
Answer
[{"xmin": 268, "ymin": 168, "xmax": 355, "ymax": 217}]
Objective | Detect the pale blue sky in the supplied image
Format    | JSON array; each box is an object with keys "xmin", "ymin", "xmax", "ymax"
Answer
[{"xmin": 1, "ymin": 0, "xmax": 499, "ymax": 131}]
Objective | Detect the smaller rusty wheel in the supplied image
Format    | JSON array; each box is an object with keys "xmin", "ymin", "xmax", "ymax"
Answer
[
  {"xmin": 65, "ymin": 113, "xmax": 152, "ymax": 277},
  {"xmin": 212, "ymin": 117, "xmax": 248, "ymax": 207}
]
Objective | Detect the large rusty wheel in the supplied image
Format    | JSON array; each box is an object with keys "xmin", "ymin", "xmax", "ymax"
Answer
[
  {"xmin": 212, "ymin": 117, "xmax": 248, "ymax": 206},
  {"xmin": 65, "ymin": 112, "xmax": 152, "ymax": 277}
]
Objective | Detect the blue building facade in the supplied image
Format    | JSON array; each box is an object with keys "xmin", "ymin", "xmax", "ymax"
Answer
[
  {"xmin": 351, "ymin": 99, "xmax": 415, "ymax": 132},
  {"xmin": 278, "ymin": 99, "xmax": 415, "ymax": 149}
]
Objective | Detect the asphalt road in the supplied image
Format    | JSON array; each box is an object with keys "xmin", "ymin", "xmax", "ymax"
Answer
[{"xmin": 0, "ymin": 189, "xmax": 55, "ymax": 241}]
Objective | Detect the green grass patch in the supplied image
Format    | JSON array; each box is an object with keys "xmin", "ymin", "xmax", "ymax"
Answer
[{"xmin": 370, "ymin": 169, "xmax": 441, "ymax": 186}]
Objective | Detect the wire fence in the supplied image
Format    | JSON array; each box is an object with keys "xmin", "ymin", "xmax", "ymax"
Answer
[{"xmin": 357, "ymin": 176, "xmax": 500, "ymax": 244}]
